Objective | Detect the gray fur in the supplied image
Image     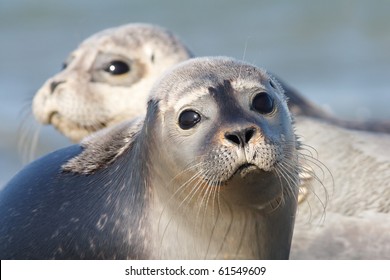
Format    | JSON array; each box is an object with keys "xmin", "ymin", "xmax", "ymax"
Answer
[
  {"xmin": 62, "ymin": 118, "xmax": 143, "ymax": 174},
  {"xmin": 290, "ymin": 116, "xmax": 390, "ymax": 259}
]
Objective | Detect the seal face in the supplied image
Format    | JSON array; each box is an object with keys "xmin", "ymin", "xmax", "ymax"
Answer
[
  {"xmin": 153, "ymin": 78, "xmax": 291, "ymax": 203},
  {"xmin": 142, "ymin": 57, "xmax": 300, "ymax": 258},
  {"xmin": 0, "ymin": 57, "xmax": 300, "ymax": 259},
  {"xmin": 32, "ymin": 23, "xmax": 193, "ymax": 141}
]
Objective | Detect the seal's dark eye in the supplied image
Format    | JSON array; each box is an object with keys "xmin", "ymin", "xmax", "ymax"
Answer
[
  {"xmin": 252, "ymin": 92, "xmax": 274, "ymax": 114},
  {"xmin": 104, "ymin": 60, "xmax": 130, "ymax": 75},
  {"xmin": 178, "ymin": 110, "xmax": 201, "ymax": 130},
  {"xmin": 62, "ymin": 62, "xmax": 67, "ymax": 70}
]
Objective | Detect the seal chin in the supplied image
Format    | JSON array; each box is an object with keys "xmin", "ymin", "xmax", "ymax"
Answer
[
  {"xmin": 220, "ymin": 163, "xmax": 282, "ymax": 206},
  {"xmin": 50, "ymin": 112, "xmax": 108, "ymax": 141}
]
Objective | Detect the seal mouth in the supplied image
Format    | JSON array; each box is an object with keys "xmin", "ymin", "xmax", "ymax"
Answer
[
  {"xmin": 49, "ymin": 112, "xmax": 108, "ymax": 141},
  {"xmin": 232, "ymin": 163, "xmax": 260, "ymax": 178},
  {"xmin": 203, "ymin": 163, "xmax": 270, "ymax": 186}
]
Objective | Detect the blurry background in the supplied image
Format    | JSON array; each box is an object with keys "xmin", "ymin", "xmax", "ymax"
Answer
[{"xmin": 1, "ymin": 0, "xmax": 389, "ymax": 186}]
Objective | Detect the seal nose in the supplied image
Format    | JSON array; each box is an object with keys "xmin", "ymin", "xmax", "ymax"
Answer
[
  {"xmin": 225, "ymin": 127, "xmax": 256, "ymax": 147},
  {"xmin": 50, "ymin": 80, "xmax": 65, "ymax": 94}
]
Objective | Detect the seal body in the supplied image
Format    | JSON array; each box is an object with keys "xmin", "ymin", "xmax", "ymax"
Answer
[
  {"xmin": 0, "ymin": 142, "xmax": 149, "ymax": 259},
  {"xmin": 1, "ymin": 57, "xmax": 300, "ymax": 259},
  {"xmin": 290, "ymin": 116, "xmax": 390, "ymax": 259}
]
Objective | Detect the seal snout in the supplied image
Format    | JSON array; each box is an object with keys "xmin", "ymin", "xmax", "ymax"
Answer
[{"xmin": 50, "ymin": 80, "xmax": 66, "ymax": 94}]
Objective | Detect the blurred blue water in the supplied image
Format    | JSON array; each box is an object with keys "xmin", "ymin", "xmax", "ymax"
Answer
[{"xmin": 1, "ymin": 0, "xmax": 389, "ymax": 186}]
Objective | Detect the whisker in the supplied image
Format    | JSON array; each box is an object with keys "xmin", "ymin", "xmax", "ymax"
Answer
[
  {"xmin": 158, "ymin": 166, "xmax": 206, "ymax": 249},
  {"xmin": 237, "ymin": 36, "xmax": 251, "ymax": 82},
  {"xmin": 276, "ymin": 161, "xmax": 299, "ymax": 203},
  {"xmin": 214, "ymin": 196, "xmax": 233, "ymax": 259},
  {"xmin": 293, "ymin": 151, "xmax": 331, "ymax": 224},
  {"xmin": 235, "ymin": 211, "xmax": 247, "ymax": 258},
  {"xmin": 273, "ymin": 167, "xmax": 290, "ymax": 210},
  {"xmin": 167, "ymin": 160, "xmax": 205, "ymax": 185},
  {"xmin": 17, "ymin": 100, "xmax": 42, "ymax": 163},
  {"xmin": 201, "ymin": 175, "xmax": 220, "ymax": 259},
  {"xmin": 299, "ymin": 142, "xmax": 320, "ymax": 159}
]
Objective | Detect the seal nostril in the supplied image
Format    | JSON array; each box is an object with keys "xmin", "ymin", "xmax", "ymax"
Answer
[
  {"xmin": 245, "ymin": 128, "xmax": 255, "ymax": 143},
  {"xmin": 50, "ymin": 80, "xmax": 65, "ymax": 94},
  {"xmin": 225, "ymin": 133, "xmax": 241, "ymax": 146}
]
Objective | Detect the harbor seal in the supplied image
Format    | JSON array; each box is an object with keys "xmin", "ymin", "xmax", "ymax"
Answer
[
  {"xmin": 32, "ymin": 23, "xmax": 193, "ymax": 142},
  {"xmin": 0, "ymin": 57, "xmax": 300, "ymax": 259}
]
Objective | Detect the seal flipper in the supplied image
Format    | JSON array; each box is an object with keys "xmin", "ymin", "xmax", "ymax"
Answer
[{"xmin": 62, "ymin": 117, "xmax": 143, "ymax": 174}]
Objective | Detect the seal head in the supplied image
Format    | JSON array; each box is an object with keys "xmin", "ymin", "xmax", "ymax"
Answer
[
  {"xmin": 142, "ymin": 57, "xmax": 300, "ymax": 258},
  {"xmin": 32, "ymin": 23, "xmax": 192, "ymax": 141}
]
